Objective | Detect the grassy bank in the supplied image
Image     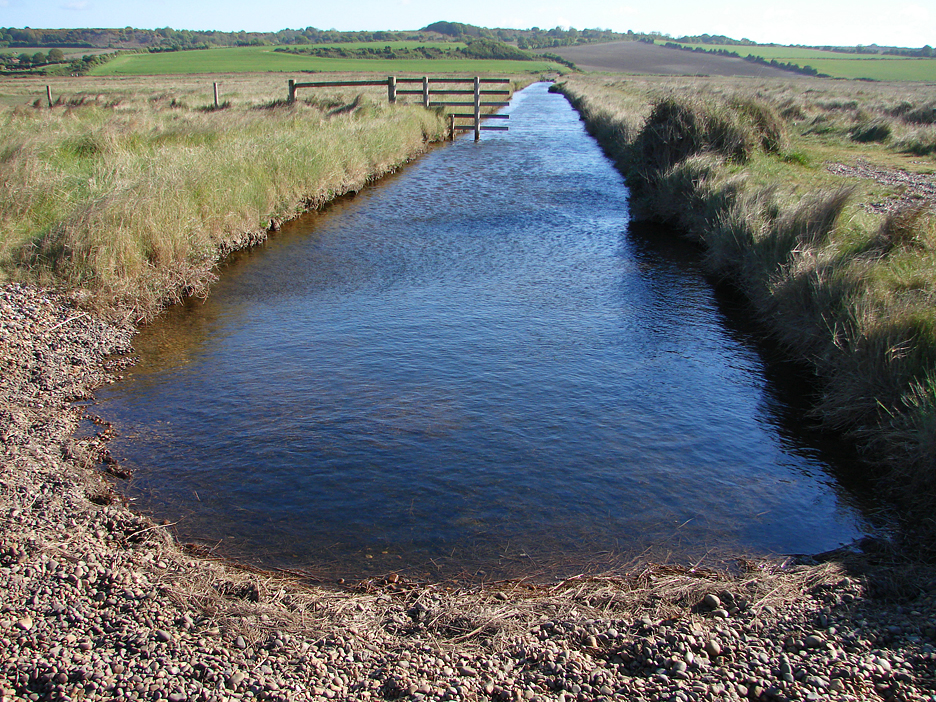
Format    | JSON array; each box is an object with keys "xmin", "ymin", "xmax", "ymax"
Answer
[
  {"xmin": 0, "ymin": 74, "xmax": 461, "ymax": 320},
  {"xmin": 556, "ymin": 75, "xmax": 936, "ymax": 529}
]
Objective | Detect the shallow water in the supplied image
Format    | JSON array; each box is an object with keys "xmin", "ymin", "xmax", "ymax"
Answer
[{"xmin": 96, "ymin": 83, "xmax": 884, "ymax": 581}]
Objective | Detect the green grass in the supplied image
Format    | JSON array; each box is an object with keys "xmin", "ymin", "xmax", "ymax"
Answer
[
  {"xmin": 798, "ymin": 58, "xmax": 936, "ymax": 81},
  {"xmin": 90, "ymin": 45, "xmax": 564, "ymax": 76},
  {"xmin": 674, "ymin": 43, "xmax": 936, "ymax": 81}
]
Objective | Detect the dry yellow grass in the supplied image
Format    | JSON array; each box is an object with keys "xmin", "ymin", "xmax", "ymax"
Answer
[{"xmin": 0, "ymin": 74, "xmax": 458, "ymax": 320}]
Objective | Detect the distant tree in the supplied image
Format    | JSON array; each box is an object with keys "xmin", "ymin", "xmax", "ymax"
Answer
[
  {"xmin": 923, "ymin": 45, "xmax": 933, "ymax": 57},
  {"xmin": 47, "ymin": 48, "xmax": 64, "ymax": 62}
]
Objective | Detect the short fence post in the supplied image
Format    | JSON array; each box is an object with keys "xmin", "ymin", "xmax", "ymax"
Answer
[
  {"xmin": 450, "ymin": 113, "xmax": 455, "ymax": 140},
  {"xmin": 473, "ymin": 76, "xmax": 481, "ymax": 142},
  {"xmin": 213, "ymin": 82, "xmax": 220, "ymax": 108},
  {"xmin": 47, "ymin": 85, "xmax": 53, "ymax": 108},
  {"xmin": 387, "ymin": 76, "xmax": 397, "ymax": 104},
  {"xmin": 287, "ymin": 79, "xmax": 296, "ymax": 104},
  {"xmin": 422, "ymin": 76, "xmax": 430, "ymax": 108}
]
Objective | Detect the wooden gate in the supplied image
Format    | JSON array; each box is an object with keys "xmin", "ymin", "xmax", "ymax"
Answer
[{"xmin": 287, "ymin": 76, "xmax": 510, "ymax": 141}]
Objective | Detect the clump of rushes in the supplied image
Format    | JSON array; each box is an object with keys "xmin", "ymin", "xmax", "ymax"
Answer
[
  {"xmin": 0, "ymin": 91, "xmax": 448, "ymax": 320},
  {"xmin": 557, "ymin": 75, "xmax": 936, "ymax": 533},
  {"xmin": 850, "ymin": 118, "xmax": 893, "ymax": 143}
]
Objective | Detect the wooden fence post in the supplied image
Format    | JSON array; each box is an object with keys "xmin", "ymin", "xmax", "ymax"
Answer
[
  {"xmin": 473, "ymin": 76, "xmax": 481, "ymax": 142},
  {"xmin": 387, "ymin": 76, "xmax": 397, "ymax": 104},
  {"xmin": 422, "ymin": 76, "xmax": 430, "ymax": 108},
  {"xmin": 213, "ymin": 82, "xmax": 220, "ymax": 108},
  {"xmin": 47, "ymin": 85, "xmax": 53, "ymax": 108},
  {"xmin": 288, "ymin": 79, "xmax": 296, "ymax": 104}
]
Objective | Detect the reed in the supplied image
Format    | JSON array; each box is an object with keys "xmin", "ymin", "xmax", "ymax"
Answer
[
  {"xmin": 557, "ymin": 74, "xmax": 936, "ymax": 530},
  {"xmin": 0, "ymin": 76, "xmax": 450, "ymax": 320}
]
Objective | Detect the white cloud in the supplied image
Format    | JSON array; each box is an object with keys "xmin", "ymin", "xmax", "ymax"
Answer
[{"xmin": 898, "ymin": 3, "xmax": 930, "ymax": 21}]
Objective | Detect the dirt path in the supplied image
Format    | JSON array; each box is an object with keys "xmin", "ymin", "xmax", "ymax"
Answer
[{"xmin": 827, "ymin": 160, "xmax": 936, "ymax": 214}]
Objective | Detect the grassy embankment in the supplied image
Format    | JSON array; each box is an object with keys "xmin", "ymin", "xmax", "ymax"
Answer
[
  {"xmin": 0, "ymin": 74, "xmax": 469, "ymax": 320},
  {"xmin": 557, "ymin": 75, "xmax": 936, "ymax": 528}
]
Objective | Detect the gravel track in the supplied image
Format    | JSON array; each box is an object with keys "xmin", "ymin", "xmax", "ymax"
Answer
[
  {"xmin": 3, "ymin": 281, "xmax": 936, "ymax": 702},
  {"xmin": 826, "ymin": 160, "xmax": 936, "ymax": 214}
]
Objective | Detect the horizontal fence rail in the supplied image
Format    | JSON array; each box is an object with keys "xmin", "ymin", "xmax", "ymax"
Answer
[{"xmin": 287, "ymin": 76, "xmax": 511, "ymax": 141}]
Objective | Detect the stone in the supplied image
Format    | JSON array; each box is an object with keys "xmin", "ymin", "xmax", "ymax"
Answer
[{"xmin": 227, "ymin": 671, "xmax": 246, "ymax": 689}]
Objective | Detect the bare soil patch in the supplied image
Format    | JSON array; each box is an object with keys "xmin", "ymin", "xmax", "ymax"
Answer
[{"xmin": 541, "ymin": 42, "xmax": 792, "ymax": 78}]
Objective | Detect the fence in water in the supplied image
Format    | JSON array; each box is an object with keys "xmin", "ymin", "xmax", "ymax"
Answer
[{"xmin": 287, "ymin": 76, "xmax": 510, "ymax": 140}]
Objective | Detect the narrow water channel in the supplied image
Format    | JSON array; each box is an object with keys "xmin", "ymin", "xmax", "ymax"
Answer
[{"xmin": 95, "ymin": 83, "xmax": 883, "ymax": 582}]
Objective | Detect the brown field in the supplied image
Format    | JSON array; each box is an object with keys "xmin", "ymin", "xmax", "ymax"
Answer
[{"xmin": 542, "ymin": 40, "xmax": 792, "ymax": 77}]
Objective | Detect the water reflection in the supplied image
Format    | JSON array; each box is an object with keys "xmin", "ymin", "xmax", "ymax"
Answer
[{"xmin": 96, "ymin": 84, "xmax": 885, "ymax": 582}]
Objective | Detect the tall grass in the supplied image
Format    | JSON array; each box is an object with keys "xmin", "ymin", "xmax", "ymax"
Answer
[
  {"xmin": 557, "ymin": 75, "xmax": 936, "ymax": 528},
  {"xmin": 0, "ymin": 79, "xmax": 450, "ymax": 319}
]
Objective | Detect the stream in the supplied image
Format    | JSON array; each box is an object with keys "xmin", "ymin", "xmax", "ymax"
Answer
[{"xmin": 94, "ymin": 83, "xmax": 885, "ymax": 582}]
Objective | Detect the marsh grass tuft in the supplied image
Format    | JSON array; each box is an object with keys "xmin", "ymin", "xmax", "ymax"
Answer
[{"xmin": 851, "ymin": 119, "xmax": 893, "ymax": 143}]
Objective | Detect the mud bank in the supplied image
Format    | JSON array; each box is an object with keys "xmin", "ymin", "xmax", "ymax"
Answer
[{"xmin": 2, "ymin": 280, "xmax": 936, "ymax": 701}]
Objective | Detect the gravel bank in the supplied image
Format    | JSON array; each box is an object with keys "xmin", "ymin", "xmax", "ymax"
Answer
[{"xmin": 3, "ymin": 281, "xmax": 936, "ymax": 702}]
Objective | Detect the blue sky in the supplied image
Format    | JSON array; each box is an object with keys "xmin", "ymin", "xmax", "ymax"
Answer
[{"xmin": 0, "ymin": 0, "xmax": 931, "ymax": 48}]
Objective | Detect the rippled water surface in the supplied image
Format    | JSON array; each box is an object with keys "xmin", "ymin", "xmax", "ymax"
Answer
[{"xmin": 97, "ymin": 83, "xmax": 882, "ymax": 580}]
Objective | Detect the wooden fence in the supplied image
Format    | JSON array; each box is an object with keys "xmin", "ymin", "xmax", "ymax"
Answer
[{"xmin": 287, "ymin": 76, "xmax": 510, "ymax": 141}]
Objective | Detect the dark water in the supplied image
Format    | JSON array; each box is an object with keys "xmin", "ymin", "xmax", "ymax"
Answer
[{"xmin": 95, "ymin": 83, "xmax": 883, "ymax": 582}]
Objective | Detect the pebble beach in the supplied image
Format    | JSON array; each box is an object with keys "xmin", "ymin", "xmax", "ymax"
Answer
[{"xmin": 3, "ymin": 281, "xmax": 936, "ymax": 702}]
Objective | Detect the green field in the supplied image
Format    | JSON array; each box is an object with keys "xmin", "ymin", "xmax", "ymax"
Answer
[
  {"xmin": 90, "ymin": 45, "xmax": 564, "ymax": 76},
  {"xmin": 676, "ymin": 43, "xmax": 936, "ymax": 81},
  {"xmin": 800, "ymin": 58, "xmax": 936, "ymax": 81}
]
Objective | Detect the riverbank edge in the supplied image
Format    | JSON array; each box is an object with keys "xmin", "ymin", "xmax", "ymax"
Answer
[
  {"xmin": 551, "ymin": 79, "xmax": 936, "ymax": 544},
  {"xmin": 2, "ymin": 109, "xmax": 936, "ymax": 700}
]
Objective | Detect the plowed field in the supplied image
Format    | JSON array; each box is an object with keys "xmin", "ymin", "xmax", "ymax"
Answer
[{"xmin": 542, "ymin": 41, "xmax": 792, "ymax": 77}]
